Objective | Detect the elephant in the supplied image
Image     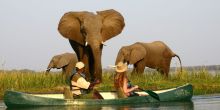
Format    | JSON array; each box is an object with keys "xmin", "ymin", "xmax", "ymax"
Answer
[
  {"xmin": 46, "ymin": 53, "xmax": 78, "ymax": 78},
  {"xmin": 115, "ymin": 41, "xmax": 182, "ymax": 77},
  {"xmin": 58, "ymin": 9, "xmax": 125, "ymax": 81}
]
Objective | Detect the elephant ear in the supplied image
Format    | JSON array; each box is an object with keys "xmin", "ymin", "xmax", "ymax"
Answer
[
  {"xmin": 57, "ymin": 57, "xmax": 69, "ymax": 68},
  {"xmin": 97, "ymin": 9, "xmax": 125, "ymax": 42},
  {"xmin": 129, "ymin": 43, "xmax": 146, "ymax": 64},
  {"xmin": 58, "ymin": 11, "xmax": 88, "ymax": 45}
]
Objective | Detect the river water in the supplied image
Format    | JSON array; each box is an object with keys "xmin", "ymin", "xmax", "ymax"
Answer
[{"xmin": 0, "ymin": 94, "xmax": 220, "ymax": 110}]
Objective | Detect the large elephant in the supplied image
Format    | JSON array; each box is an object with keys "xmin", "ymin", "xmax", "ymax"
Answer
[
  {"xmin": 58, "ymin": 9, "xmax": 125, "ymax": 81},
  {"xmin": 46, "ymin": 53, "xmax": 78, "ymax": 77},
  {"xmin": 115, "ymin": 41, "xmax": 182, "ymax": 77}
]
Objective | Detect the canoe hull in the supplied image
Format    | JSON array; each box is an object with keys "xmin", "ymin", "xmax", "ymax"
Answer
[{"xmin": 4, "ymin": 84, "xmax": 193, "ymax": 108}]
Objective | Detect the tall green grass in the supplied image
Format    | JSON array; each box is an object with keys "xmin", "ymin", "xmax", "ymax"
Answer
[
  {"xmin": 0, "ymin": 69, "xmax": 220, "ymax": 99},
  {"xmin": 0, "ymin": 71, "xmax": 66, "ymax": 99},
  {"xmin": 99, "ymin": 69, "xmax": 220, "ymax": 95}
]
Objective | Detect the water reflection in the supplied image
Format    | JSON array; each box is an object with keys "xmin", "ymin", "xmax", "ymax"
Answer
[
  {"xmin": 193, "ymin": 95, "xmax": 220, "ymax": 110},
  {"xmin": 5, "ymin": 101, "xmax": 193, "ymax": 110}
]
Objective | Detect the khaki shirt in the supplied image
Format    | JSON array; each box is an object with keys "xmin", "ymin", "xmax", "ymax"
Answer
[{"xmin": 71, "ymin": 73, "xmax": 90, "ymax": 95}]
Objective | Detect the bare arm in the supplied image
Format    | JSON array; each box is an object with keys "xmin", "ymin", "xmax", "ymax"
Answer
[{"xmin": 122, "ymin": 78, "xmax": 138, "ymax": 95}]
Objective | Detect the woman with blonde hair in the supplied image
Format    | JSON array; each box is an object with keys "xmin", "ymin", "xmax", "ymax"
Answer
[{"xmin": 114, "ymin": 62, "xmax": 139, "ymax": 98}]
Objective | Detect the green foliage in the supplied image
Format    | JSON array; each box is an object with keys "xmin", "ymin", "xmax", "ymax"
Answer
[{"xmin": 98, "ymin": 72, "xmax": 115, "ymax": 91}]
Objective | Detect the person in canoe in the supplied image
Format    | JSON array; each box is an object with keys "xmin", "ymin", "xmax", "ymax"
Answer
[
  {"xmin": 70, "ymin": 61, "xmax": 100, "ymax": 98},
  {"xmin": 114, "ymin": 62, "xmax": 140, "ymax": 98}
]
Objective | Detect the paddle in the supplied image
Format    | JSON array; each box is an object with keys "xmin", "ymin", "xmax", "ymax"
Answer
[
  {"xmin": 93, "ymin": 89, "xmax": 104, "ymax": 99},
  {"xmin": 138, "ymin": 88, "xmax": 160, "ymax": 101}
]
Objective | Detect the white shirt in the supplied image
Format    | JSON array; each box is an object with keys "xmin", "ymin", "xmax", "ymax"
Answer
[{"xmin": 71, "ymin": 74, "xmax": 90, "ymax": 95}]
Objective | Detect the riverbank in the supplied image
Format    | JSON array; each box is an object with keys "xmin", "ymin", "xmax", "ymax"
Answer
[{"xmin": 0, "ymin": 69, "xmax": 220, "ymax": 99}]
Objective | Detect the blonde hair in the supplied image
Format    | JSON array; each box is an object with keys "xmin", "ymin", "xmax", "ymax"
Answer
[{"xmin": 114, "ymin": 72, "xmax": 128, "ymax": 88}]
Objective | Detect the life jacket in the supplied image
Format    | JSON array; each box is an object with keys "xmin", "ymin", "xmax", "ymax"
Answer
[
  {"xmin": 127, "ymin": 80, "xmax": 138, "ymax": 97},
  {"xmin": 116, "ymin": 80, "xmax": 138, "ymax": 98},
  {"xmin": 70, "ymin": 73, "xmax": 88, "ymax": 94}
]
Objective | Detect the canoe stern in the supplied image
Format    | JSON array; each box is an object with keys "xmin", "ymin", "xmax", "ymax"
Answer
[{"xmin": 159, "ymin": 84, "xmax": 193, "ymax": 101}]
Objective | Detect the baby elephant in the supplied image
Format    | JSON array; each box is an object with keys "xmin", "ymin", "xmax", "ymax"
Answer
[
  {"xmin": 115, "ymin": 41, "xmax": 182, "ymax": 77},
  {"xmin": 46, "ymin": 53, "xmax": 78, "ymax": 77}
]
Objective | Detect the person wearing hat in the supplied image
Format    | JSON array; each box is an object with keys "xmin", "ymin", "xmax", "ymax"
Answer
[
  {"xmin": 70, "ymin": 61, "xmax": 100, "ymax": 98},
  {"xmin": 114, "ymin": 62, "xmax": 139, "ymax": 98}
]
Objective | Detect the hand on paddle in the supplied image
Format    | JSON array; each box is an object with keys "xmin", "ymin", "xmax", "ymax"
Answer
[
  {"xmin": 94, "ymin": 79, "xmax": 101, "ymax": 84},
  {"xmin": 89, "ymin": 79, "xmax": 101, "ymax": 89},
  {"xmin": 133, "ymin": 85, "xmax": 139, "ymax": 90},
  {"xmin": 138, "ymin": 88, "xmax": 160, "ymax": 101}
]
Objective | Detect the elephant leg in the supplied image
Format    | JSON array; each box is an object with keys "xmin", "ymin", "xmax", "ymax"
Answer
[
  {"xmin": 65, "ymin": 65, "xmax": 72, "ymax": 78},
  {"xmin": 62, "ymin": 66, "xmax": 70, "ymax": 80},
  {"xmin": 156, "ymin": 68, "xmax": 161, "ymax": 73},
  {"xmin": 132, "ymin": 60, "xmax": 145, "ymax": 75},
  {"xmin": 62, "ymin": 67, "xmax": 66, "ymax": 75},
  {"xmin": 161, "ymin": 59, "xmax": 171, "ymax": 77},
  {"xmin": 135, "ymin": 60, "xmax": 145, "ymax": 74},
  {"xmin": 158, "ymin": 67, "xmax": 169, "ymax": 77},
  {"xmin": 69, "ymin": 40, "xmax": 84, "ymax": 60},
  {"xmin": 131, "ymin": 65, "xmax": 137, "ymax": 75},
  {"xmin": 69, "ymin": 40, "xmax": 91, "ymax": 80},
  {"xmin": 163, "ymin": 67, "xmax": 170, "ymax": 77}
]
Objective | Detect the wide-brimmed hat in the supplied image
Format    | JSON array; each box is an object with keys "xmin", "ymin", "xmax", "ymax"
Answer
[
  {"xmin": 75, "ymin": 62, "xmax": 85, "ymax": 69},
  {"xmin": 115, "ymin": 62, "xmax": 128, "ymax": 73}
]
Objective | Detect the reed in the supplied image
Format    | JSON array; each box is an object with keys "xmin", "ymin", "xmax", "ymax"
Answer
[
  {"xmin": 99, "ymin": 69, "xmax": 220, "ymax": 95},
  {"xmin": 0, "ymin": 69, "xmax": 220, "ymax": 99},
  {"xmin": 0, "ymin": 71, "xmax": 66, "ymax": 98}
]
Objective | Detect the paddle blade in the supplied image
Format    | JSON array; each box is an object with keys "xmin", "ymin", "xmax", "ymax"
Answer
[{"xmin": 145, "ymin": 90, "xmax": 160, "ymax": 101}]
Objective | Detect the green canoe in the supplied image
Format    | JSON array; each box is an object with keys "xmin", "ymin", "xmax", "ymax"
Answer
[{"xmin": 4, "ymin": 83, "xmax": 193, "ymax": 108}]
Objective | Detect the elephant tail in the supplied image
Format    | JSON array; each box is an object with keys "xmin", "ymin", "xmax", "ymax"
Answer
[{"xmin": 174, "ymin": 54, "xmax": 182, "ymax": 73}]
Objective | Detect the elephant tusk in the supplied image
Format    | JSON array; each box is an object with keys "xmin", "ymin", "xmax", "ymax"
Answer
[
  {"xmin": 101, "ymin": 41, "xmax": 107, "ymax": 46},
  {"xmin": 85, "ymin": 42, "xmax": 88, "ymax": 46},
  {"xmin": 108, "ymin": 65, "xmax": 116, "ymax": 68}
]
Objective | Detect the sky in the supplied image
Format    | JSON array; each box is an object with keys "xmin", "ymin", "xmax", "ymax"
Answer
[{"xmin": 0, "ymin": 0, "xmax": 220, "ymax": 71}]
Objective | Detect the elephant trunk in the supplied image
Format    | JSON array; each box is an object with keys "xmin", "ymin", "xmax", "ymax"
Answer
[
  {"xmin": 45, "ymin": 68, "xmax": 51, "ymax": 75},
  {"xmin": 115, "ymin": 52, "xmax": 125, "ymax": 65},
  {"xmin": 46, "ymin": 63, "xmax": 53, "ymax": 74},
  {"xmin": 90, "ymin": 42, "xmax": 103, "ymax": 81}
]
